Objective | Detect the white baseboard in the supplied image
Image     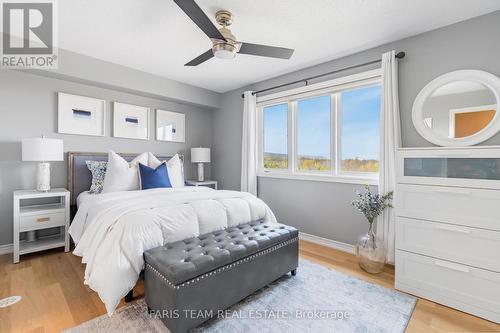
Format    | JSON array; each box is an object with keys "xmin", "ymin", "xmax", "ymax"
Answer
[
  {"xmin": 299, "ymin": 232, "xmax": 355, "ymax": 254},
  {"xmin": 0, "ymin": 243, "xmax": 13, "ymax": 255}
]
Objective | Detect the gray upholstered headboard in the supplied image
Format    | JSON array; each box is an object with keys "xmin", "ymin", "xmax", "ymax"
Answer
[{"xmin": 67, "ymin": 152, "xmax": 183, "ymax": 206}]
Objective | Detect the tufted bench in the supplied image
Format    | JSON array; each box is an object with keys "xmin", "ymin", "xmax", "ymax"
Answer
[{"xmin": 144, "ymin": 220, "xmax": 298, "ymax": 333}]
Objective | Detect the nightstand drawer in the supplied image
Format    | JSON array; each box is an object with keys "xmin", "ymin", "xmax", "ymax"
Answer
[{"xmin": 19, "ymin": 212, "xmax": 66, "ymax": 231}]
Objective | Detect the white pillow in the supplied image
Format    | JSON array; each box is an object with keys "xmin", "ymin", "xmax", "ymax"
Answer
[
  {"xmin": 102, "ymin": 151, "xmax": 148, "ymax": 193},
  {"xmin": 148, "ymin": 153, "xmax": 185, "ymax": 188}
]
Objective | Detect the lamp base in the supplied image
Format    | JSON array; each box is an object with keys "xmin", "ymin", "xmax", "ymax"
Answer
[
  {"xmin": 197, "ymin": 163, "xmax": 205, "ymax": 182},
  {"xmin": 37, "ymin": 162, "xmax": 51, "ymax": 192}
]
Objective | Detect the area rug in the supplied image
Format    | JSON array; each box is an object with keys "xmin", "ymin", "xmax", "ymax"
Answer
[{"xmin": 64, "ymin": 259, "xmax": 416, "ymax": 333}]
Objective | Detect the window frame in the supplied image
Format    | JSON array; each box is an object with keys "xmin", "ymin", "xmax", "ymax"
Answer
[{"xmin": 257, "ymin": 69, "xmax": 381, "ymax": 185}]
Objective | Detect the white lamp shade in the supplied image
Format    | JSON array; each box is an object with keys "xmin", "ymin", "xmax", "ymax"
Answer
[
  {"xmin": 191, "ymin": 147, "xmax": 210, "ymax": 163},
  {"xmin": 22, "ymin": 138, "xmax": 64, "ymax": 162}
]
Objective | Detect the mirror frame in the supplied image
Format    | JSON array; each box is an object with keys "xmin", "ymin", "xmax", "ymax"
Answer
[{"xmin": 412, "ymin": 70, "xmax": 500, "ymax": 146}]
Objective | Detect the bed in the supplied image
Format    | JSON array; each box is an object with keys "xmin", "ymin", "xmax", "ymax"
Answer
[{"xmin": 66, "ymin": 152, "xmax": 279, "ymax": 316}]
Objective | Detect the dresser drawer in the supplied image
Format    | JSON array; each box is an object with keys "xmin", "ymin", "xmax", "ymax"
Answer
[
  {"xmin": 19, "ymin": 212, "xmax": 66, "ymax": 232},
  {"xmin": 396, "ymin": 184, "xmax": 500, "ymax": 231},
  {"xmin": 396, "ymin": 250, "xmax": 500, "ymax": 323},
  {"xmin": 396, "ymin": 217, "xmax": 500, "ymax": 272}
]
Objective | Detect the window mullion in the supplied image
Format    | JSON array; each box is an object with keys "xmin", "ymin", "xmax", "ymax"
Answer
[{"xmin": 330, "ymin": 94, "xmax": 336, "ymax": 176}]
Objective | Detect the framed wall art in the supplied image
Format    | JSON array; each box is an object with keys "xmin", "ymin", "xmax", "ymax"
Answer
[
  {"xmin": 156, "ymin": 109, "xmax": 185, "ymax": 143},
  {"xmin": 113, "ymin": 102, "xmax": 150, "ymax": 140},
  {"xmin": 58, "ymin": 92, "xmax": 106, "ymax": 136}
]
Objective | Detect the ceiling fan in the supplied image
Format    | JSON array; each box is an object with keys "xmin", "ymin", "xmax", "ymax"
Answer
[{"xmin": 173, "ymin": 0, "xmax": 294, "ymax": 66}]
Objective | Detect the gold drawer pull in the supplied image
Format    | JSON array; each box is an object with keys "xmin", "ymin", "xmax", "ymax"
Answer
[{"xmin": 36, "ymin": 217, "xmax": 50, "ymax": 223}]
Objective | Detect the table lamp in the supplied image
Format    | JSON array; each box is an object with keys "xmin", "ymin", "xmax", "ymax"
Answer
[
  {"xmin": 22, "ymin": 137, "xmax": 64, "ymax": 191},
  {"xmin": 191, "ymin": 147, "xmax": 210, "ymax": 181}
]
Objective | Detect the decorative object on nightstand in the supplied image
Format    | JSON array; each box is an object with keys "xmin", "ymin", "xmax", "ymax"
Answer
[
  {"xmin": 13, "ymin": 189, "xmax": 70, "ymax": 263},
  {"xmin": 351, "ymin": 185, "xmax": 393, "ymax": 274},
  {"xmin": 185, "ymin": 180, "xmax": 218, "ymax": 190},
  {"xmin": 191, "ymin": 147, "xmax": 210, "ymax": 181},
  {"xmin": 22, "ymin": 136, "xmax": 64, "ymax": 192}
]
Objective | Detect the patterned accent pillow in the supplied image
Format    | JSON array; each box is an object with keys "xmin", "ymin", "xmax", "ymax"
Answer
[{"xmin": 86, "ymin": 161, "xmax": 108, "ymax": 194}]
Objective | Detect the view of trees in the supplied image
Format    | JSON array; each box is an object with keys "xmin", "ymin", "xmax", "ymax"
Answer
[
  {"xmin": 264, "ymin": 153, "xmax": 288, "ymax": 169},
  {"xmin": 298, "ymin": 156, "xmax": 331, "ymax": 171},
  {"xmin": 341, "ymin": 158, "xmax": 379, "ymax": 173},
  {"xmin": 264, "ymin": 153, "xmax": 379, "ymax": 173}
]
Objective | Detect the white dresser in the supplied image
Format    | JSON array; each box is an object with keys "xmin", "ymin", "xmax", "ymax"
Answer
[{"xmin": 395, "ymin": 147, "xmax": 500, "ymax": 323}]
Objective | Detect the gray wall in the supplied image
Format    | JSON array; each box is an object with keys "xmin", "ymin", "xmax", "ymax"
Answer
[
  {"xmin": 0, "ymin": 70, "xmax": 213, "ymax": 246},
  {"xmin": 30, "ymin": 48, "xmax": 222, "ymax": 109},
  {"xmin": 213, "ymin": 10, "xmax": 500, "ymax": 245}
]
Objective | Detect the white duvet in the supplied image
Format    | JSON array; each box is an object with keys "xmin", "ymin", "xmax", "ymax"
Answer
[{"xmin": 69, "ymin": 187, "xmax": 277, "ymax": 316}]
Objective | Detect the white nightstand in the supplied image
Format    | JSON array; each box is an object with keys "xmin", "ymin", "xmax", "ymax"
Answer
[
  {"xmin": 185, "ymin": 180, "xmax": 218, "ymax": 190},
  {"xmin": 13, "ymin": 188, "xmax": 70, "ymax": 263}
]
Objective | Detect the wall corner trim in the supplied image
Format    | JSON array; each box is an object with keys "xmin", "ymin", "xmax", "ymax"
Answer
[
  {"xmin": 0, "ymin": 243, "xmax": 13, "ymax": 255},
  {"xmin": 299, "ymin": 232, "xmax": 355, "ymax": 254}
]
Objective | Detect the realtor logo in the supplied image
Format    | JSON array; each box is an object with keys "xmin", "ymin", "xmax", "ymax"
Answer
[{"xmin": 1, "ymin": 0, "xmax": 57, "ymax": 69}]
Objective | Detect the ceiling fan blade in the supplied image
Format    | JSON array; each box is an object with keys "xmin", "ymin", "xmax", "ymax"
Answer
[
  {"xmin": 185, "ymin": 49, "xmax": 214, "ymax": 66},
  {"xmin": 239, "ymin": 42, "xmax": 294, "ymax": 59},
  {"xmin": 174, "ymin": 0, "xmax": 226, "ymax": 41}
]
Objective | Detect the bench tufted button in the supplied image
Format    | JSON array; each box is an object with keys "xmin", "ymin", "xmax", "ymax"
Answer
[
  {"xmin": 270, "ymin": 230, "xmax": 275, "ymax": 232},
  {"xmin": 280, "ymin": 226, "xmax": 285, "ymax": 229},
  {"xmin": 260, "ymin": 233, "xmax": 266, "ymax": 236},
  {"xmin": 263, "ymin": 225, "xmax": 269, "ymax": 228}
]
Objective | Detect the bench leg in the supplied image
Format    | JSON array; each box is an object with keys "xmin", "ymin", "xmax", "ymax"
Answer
[
  {"xmin": 125, "ymin": 289, "xmax": 134, "ymax": 303},
  {"xmin": 291, "ymin": 269, "xmax": 297, "ymax": 276}
]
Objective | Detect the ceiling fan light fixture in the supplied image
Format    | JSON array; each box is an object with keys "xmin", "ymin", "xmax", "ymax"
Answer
[
  {"xmin": 212, "ymin": 43, "xmax": 237, "ymax": 59},
  {"xmin": 176, "ymin": 1, "xmax": 294, "ymax": 66}
]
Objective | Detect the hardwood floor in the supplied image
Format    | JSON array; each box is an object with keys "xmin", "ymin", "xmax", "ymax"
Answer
[{"xmin": 0, "ymin": 241, "xmax": 499, "ymax": 333}]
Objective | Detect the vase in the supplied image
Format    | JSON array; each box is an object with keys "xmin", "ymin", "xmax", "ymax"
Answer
[{"xmin": 355, "ymin": 222, "xmax": 386, "ymax": 274}]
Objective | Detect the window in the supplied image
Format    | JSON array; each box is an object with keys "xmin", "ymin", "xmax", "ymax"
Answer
[
  {"xmin": 259, "ymin": 70, "xmax": 381, "ymax": 183},
  {"xmin": 297, "ymin": 96, "xmax": 331, "ymax": 171},
  {"xmin": 340, "ymin": 85, "xmax": 381, "ymax": 173},
  {"xmin": 263, "ymin": 103, "xmax": 288, "ymax": 169}
]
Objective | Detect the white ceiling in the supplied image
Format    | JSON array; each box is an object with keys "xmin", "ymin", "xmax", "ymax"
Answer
[{"xmin": 57, "ymin": 0, "xmax": 500, "ymax": 93}]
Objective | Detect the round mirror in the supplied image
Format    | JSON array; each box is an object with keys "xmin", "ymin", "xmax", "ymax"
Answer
[{"xmin": 412, "ymin": 70, "xmax": 500, "ymax": 146}]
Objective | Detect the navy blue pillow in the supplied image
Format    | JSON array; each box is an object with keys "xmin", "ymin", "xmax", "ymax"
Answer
[{"xmin": 138, "ymin": 162, "xmax": 172, "ymax": 190}]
